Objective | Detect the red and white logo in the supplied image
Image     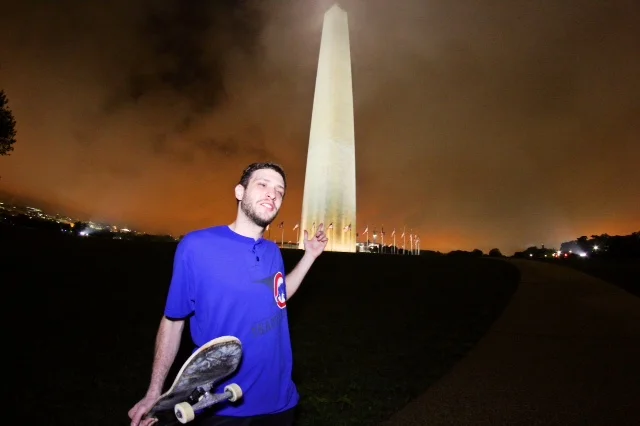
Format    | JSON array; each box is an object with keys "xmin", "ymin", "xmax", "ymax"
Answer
[{"xmin": 273, "ymin": 271, "xmax": 287, "ymax": 309}]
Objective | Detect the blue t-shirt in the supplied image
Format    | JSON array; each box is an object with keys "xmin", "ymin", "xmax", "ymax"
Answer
[{"xmin": 164, "ymin": 225, "xmax": 299, "ymax": 416}]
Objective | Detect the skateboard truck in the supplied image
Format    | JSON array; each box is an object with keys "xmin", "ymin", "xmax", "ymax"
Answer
[
  {"xmin": 174, "ymin": 384, "xmax": 243, "ymax": 424},
  {"xmin": 187, "ymin": 386, "xmax": 207, "ymax": 404}
]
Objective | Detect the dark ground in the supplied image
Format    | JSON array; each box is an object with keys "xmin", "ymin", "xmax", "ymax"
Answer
[
  {"xmin": 381, "ymin": 258, "xmax": 640, "ymax": 426},
  {"xmin": 539, "ymin": 257, "xmax": 640, "ymax": 298},
  {"xmin": 3, "ymin": 225, "xmax": 520, "ymax": 425}
]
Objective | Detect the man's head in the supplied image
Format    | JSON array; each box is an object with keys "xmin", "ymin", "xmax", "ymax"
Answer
[{"xmin": 235, "ymin": 162, "xmax": 287, "ymax": 228}]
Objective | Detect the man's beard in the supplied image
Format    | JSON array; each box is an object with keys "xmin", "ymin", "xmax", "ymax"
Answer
[{"xmin": 240, "ymin": 198, "xmax": 277, "ymax": 228}]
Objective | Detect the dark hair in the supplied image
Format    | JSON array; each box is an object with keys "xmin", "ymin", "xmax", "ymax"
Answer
[{"xmin": 238, "ymin": 162, "xmax": 287, "ymax": 190}]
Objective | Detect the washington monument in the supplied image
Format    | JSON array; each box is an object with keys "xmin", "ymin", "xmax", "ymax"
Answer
[{"xmin": 299, "ymin": 4, "xmax": 357, "ymax": 252}]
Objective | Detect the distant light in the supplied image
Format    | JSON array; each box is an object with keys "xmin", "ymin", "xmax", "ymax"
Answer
[
  {"xmin": 579, "ymin": 253, "xmax": 587, "ymax": 257},
  {"xmin": 593, "ymin": 245, "xmax": 599, "ymax": 250},
  {"xmin": 529, "ymin": 254, "xmax": 533, "ymax": 257}
]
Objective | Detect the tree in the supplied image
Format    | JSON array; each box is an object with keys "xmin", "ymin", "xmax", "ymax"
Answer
[
  {"xmin": 0, "ymin": 90, "xmax": 17, "ymax": 156},
  {"xmin": 488, "ymin": 248, "xmax": 503, "ymax": 257}
]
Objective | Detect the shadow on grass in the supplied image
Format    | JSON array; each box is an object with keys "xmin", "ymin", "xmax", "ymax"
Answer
[{"xmin": 1, "ymin": 226, "xmax": 520, "ymax": 426}]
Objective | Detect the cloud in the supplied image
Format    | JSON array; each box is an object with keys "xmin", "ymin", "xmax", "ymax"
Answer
[{"xmin": 0, "ymin": 0, "xmax": 639, "ymax": 252}]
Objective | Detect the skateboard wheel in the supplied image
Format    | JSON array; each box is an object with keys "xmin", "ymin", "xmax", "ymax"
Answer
[
  {"xmin": 174, "ymin": 402, "xmax": 195, "ymax": 424},
  {"xmin": 224, "ymin": 383, "xmax": 243, "ymax": 402}
]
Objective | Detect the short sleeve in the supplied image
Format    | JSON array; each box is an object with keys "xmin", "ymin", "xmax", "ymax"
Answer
[{"xmin": 164, "ymin": 237, "xmax": 195, "ymax": 319}]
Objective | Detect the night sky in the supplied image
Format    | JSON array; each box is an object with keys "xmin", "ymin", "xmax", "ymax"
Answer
[{"xmin": 1, "ymin": 0, "xmax": 638, "ymax": 254}]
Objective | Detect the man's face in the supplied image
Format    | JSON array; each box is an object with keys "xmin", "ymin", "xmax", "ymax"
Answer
[{"xmin": 237, "ymin": 168, "xmax": 286, "ymax": 228}]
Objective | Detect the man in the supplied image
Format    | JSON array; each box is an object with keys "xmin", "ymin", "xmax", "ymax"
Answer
[{"xmin": 129, "ymin": 162, "xmax": 328, "ymax": 426}]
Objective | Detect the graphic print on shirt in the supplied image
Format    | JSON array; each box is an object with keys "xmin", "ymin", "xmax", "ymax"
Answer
[{"xmin": 273, "ymin": 271, "xmax": 287, "ymax": 309}]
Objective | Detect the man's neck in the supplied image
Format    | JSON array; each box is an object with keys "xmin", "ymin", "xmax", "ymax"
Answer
[{"xmin": 229, "ymin": 216, "xmax": 264, "ymax": 241}]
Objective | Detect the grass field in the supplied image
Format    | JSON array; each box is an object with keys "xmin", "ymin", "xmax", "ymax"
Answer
[
  {"xmin": 538, "ymin": 257, "xmax": 640, "ymax": 298},
  {"xmin": 2, "ymin": 226, "xmax": 520, "ymax": 425}
]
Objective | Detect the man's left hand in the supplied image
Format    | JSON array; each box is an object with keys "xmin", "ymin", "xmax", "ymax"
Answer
[{"xmin": 303, "ymin": 222, "xmax": 329, "ymax": 258}]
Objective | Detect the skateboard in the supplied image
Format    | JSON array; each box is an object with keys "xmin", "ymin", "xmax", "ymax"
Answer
[{"xmin": 143, "ymin": 335, "xmax": 244, "ymax": 425}]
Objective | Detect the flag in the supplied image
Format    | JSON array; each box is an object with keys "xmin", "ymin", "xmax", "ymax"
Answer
[
  {"xmin": 401, "ymin": 231, "xmax": 405, "ymax": 238},
  {"xmin": 363, "ymin": 226, "xmax": 368, "ymax": 234},
  {"xmin": 293, "ymin": 223, "xmax": 299, "ymax": 230},
  {"xmin": 391, "ymin": 229, "xmax": 396, "ymax": 237},
  {"xmin": 278, "ymin": 221, "xmax": 284, "ymax": 228},
  {"xmin": 328, "ymin": 223, "xmax": 333, "ymax": 230}
]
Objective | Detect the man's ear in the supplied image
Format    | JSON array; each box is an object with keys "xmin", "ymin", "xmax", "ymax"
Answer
[{"xmin": 235, "ymin": 184, "xmax": 245, "ymax": 202}]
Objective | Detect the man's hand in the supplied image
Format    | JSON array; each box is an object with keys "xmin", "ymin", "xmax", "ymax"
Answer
[
  {"xmin": 303, "ymin": 222, "xmax": 329, "ymax": 259},
  {"xmin": 128, "ymin": 392, "xmax": 161, "ymax": 426}
]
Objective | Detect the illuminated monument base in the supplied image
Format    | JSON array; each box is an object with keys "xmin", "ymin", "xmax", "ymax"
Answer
[{"xmin": 299, "ymin": 4, "xmax": 357, "ymax": 253}]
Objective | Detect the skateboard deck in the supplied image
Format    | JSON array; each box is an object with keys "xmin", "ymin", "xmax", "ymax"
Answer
[{"xmin": 144, "ymin": 335, "xmax": 243, "ymax": 425}]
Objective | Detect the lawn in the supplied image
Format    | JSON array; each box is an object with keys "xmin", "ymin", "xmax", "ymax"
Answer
[
  {"xmin": 2, "ymin": 226, "xmax": 519, "ymax": 425},
  {"xmin": 538, "ymin": 257, "xmax": 640, "ymax": 298}
]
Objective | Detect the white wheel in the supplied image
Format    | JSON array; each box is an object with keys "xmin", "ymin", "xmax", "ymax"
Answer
[
  {"xmin": 224, "ymin": 383, "xmax": 243, "ymax": 402},
  {"xmin": 174, "ymin": 402, "xmax": 195, "ymax": 424}
]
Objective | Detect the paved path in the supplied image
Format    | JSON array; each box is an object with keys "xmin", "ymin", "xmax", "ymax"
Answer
[{"xmin": 380, "ymin": 259, "xmax": 640, "ymax": 425}]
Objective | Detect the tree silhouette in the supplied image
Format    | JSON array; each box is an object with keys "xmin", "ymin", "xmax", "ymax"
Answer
[
  {"xmin": 1, "ymin": 90, "xmax": 18, "ymax": 156},
  {"xmin": 488, "ymin": 248, "xmax": 503, "ymax": 257}
]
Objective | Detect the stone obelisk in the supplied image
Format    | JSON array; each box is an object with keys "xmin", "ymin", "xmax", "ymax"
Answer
[{"xmin": 299, "ymin": 3, "xmax": 357, "ymax": 253}]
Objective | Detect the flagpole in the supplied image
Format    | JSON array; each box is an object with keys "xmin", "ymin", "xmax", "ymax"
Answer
[
  {"xmin": 410, "ymin": 229, "xmax": 413, "ymax": 254},
  {"xmin": 403, "ymin": 226, "xmax": 406, "ymax": 255}
]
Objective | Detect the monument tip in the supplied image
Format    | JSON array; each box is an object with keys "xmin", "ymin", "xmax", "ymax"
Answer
[{"xmin": 327, "ymin": 3, "xmax": 345, "ymax": 14}]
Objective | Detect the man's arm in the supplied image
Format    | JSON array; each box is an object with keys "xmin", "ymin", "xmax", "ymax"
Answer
[
  {"xmin": 285, "ymin": 224, "xmax": 328, "ymax": 299},
  {"xmin": 129, "ymin": 316, "xmax": 184, "ymax": 426},
  {"xmin": 285, "ymin": 252, "xmax": 316, "ymax": 299},
  {"xmin": 146, "ymin": 316, "xmax": 184, "ymax": 397}
]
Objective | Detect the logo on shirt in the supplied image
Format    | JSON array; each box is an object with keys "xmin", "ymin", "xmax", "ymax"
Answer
[{"xmin": 273, "ymin": 271, "xmax": 287, "ymax": 309}]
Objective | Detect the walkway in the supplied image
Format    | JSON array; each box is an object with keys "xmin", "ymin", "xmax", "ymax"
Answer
[{"xmin": 380, "ymin": 259, "xmax": 640, "ymax": 425}]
